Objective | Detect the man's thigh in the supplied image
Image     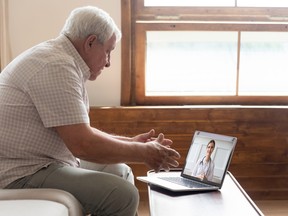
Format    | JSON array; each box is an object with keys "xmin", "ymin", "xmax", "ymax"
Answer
[
  {"xmin": 80, "ymin": 161, "xmax": 135, "ymax": 184},
  {"xmin": 8, "ymin": 163, "xmax": 139, "ymax": 216}
]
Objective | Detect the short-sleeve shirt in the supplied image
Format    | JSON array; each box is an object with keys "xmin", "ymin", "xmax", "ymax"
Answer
[{"xmin": 0, "ymin": 35, "xmax": 91, "ymax": 188}]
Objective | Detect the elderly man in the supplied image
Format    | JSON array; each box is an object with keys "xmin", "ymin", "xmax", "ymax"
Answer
[{"xmin": 0, "ymin": 6, "xmax": 180, "ymax": 216}]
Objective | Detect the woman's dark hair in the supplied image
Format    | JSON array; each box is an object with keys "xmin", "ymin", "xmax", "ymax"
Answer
[{"xmin": 208, "ymin": 140, "xmax": 216, "ymax": 147}]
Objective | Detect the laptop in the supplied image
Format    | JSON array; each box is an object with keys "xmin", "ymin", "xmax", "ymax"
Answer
[{"xmin": 137, "ymin": 130, "xmax": 237, "ymax": 192}]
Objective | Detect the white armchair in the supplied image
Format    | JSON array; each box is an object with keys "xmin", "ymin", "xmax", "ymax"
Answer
[{"xmin": 0, "ymin": 188, "xmax": 83, "ymax": 216}]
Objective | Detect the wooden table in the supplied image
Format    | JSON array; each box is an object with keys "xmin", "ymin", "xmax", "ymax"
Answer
[{"xmin": 147, "ymin": 171, "xmax": 264, "ymax": 216}]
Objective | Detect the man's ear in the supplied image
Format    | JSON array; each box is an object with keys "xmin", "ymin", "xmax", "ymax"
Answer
[{"xmin": 85, "ymin": 35, "xmax": 97, "ymax": 50}]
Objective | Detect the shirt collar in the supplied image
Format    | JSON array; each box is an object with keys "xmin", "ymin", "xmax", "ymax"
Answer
[{"xmin": 57, "ymin": 34, "xmax": 91, "ymax": 82}]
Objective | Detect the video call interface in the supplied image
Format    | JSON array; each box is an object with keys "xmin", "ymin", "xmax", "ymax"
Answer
[{"xmin": 182, "ymin": 132, "xmax": 236, "ymax": 184}]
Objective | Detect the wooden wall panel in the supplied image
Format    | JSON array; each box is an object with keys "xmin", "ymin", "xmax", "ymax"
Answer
[{"xmin": 89, "ymin": 106, "xmax": 288, "ymax": 201}]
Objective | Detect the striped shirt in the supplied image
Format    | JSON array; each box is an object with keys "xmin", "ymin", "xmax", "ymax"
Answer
[{"xmin": 0, "ymin": 35, "xmax": 90, "ymax": 188}]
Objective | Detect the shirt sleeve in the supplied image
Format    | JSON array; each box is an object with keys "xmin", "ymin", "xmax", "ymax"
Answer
[{"xmin": 26, "ymin": 61, "xmax": 89, "ymax": 128}]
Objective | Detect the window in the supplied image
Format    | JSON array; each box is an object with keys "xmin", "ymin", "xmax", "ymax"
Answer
[
  {"xmin": 145, "ymin": 31, "xmax": 238, "ymax": 96},
  {"xmin": 121, "ymin": 0, "xmax": 288, "ymax": 105},
  {"xmin": 144, "ymin": 0, "xmax": 288, "ymax": 7}
]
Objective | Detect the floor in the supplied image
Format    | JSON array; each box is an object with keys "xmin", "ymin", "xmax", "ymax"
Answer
[
  {"xmin": 138, "ymin": 200, "xmax": 288, "ymax": 216},
  {"xmin": 255, "ymin": 200, "xmax": 288, "ymax": 216},
  {"xmin": 138, "ymin": 201, "xmax": 149, "ymax": 216}
]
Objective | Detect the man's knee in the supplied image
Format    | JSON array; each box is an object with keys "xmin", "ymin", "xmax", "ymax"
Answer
[
  {"xmin": 116, "ymin": 181, "xmax": 139, "ymax": 215},
  {"xmin": 86, "ymin": 176, "xmax": 139, "ymax": 216}
]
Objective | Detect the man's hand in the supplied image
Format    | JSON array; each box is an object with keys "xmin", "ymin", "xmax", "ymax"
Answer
[
  {"xmin": 142, "ymin": 133, "xmax": 180, "ymax": 172},
  {"xmin": 132, "ymin": 129, "xmax": 173, "ymax": 147}
]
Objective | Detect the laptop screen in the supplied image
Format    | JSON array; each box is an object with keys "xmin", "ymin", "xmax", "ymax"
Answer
[{"xmin": 182, "ymin": 130, "xmax": 237, "ymax": 187}]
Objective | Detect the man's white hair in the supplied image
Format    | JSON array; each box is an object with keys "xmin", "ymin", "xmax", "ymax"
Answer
[{"xmin": 61, "ymin": 6, "xmax": 121, "ymax": 44}]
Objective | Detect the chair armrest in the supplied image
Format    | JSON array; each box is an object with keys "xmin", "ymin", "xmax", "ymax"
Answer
[{"xmin": 0, "ymin": 189, "xmax": 83, "ymax": 216}]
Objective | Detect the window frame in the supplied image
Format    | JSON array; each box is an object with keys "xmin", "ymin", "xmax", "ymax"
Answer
[{"xmin": 121, "ymin": 0, "xmax": 288, "ymax": 105}]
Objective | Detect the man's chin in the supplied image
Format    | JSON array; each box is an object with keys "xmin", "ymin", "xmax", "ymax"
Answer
[{"xmin": 89, "ymin": 71, "xmax": 102, "ymax": 81}]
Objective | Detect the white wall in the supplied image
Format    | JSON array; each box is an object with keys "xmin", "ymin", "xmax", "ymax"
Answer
[{"xmin": 7, "ymin": 0, "xmax": 121, "ymax": 106}]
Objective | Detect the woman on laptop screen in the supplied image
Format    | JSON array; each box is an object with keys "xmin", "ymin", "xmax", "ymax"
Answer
[{"xmin": 192, "ymin": 140, "xmax": 215, "ymax": 181}]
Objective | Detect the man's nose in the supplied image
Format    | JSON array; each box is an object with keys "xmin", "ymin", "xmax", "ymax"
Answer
[
  {"xmin": 105, "ymin": 54, "xmax": 111, "ymax": 67},
  {"xmin": 105, "ymin": 62, "xmax": 110, "ymax": 67}
]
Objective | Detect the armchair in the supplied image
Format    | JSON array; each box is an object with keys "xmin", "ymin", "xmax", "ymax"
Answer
[{"xmin": 0, "ymin": 188, "xmax": 83, "ymax": 216}]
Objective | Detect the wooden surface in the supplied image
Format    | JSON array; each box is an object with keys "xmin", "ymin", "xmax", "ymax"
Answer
[
  {"xmin": 147, "ymin": 171, "xmax": 263, "ymax": 216},
  {"xmin": 89, "ymin": 106, "xmax": 288, "ymax": 200}
]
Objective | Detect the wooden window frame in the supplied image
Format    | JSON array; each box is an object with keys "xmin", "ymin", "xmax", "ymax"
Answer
[{"xmin": 121, "ymin": 0, "xmax": 288, "ymax": 105}]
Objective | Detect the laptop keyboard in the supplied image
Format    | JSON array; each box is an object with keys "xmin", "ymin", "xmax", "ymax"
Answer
[{"xmin": 159, "ymin": 177, "xmax": 212, "ymax": 189}]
